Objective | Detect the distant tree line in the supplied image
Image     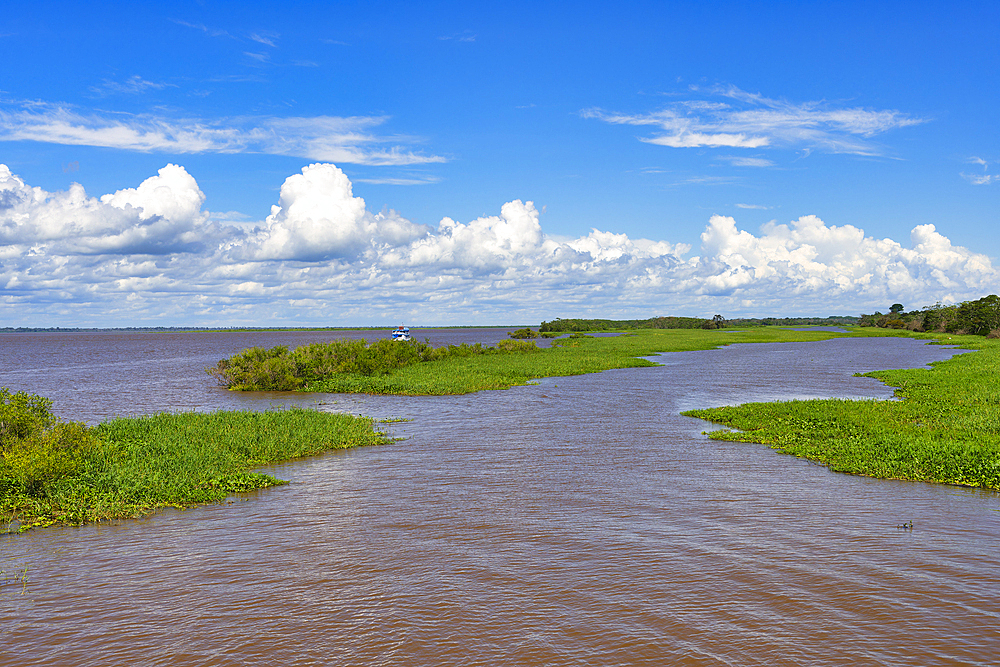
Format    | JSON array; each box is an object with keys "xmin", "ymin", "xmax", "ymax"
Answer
[
  {"xmin": 859, "ymin": 294, "xmax": 1000, "ymax": 336},
  {"xmin": 538, "ymin": 316, "xmax": 709, "ymax": 332},
  {"xmin": 726, "ymin": 315, "xmax": 859, "ymax": 327},
  {"xmin": 538, "ymin": 314, "xmax": 862, "ymax": 332}
]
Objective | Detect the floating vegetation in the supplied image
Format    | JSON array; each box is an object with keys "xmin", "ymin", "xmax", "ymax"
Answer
[
  {"xmin": 1, "ymin": 391, "xmax": 389, "ymax": 531},
  {"xmin": 683, "ymin": 334, "xmax": 1000, "ymax": 490},
  {"xmin": 552, "ymin": 332, "xmax": 595, "ymax": 346},
  {"xmin": 497, "ymin": 339, "xmax": 540, "ymax": 352}
]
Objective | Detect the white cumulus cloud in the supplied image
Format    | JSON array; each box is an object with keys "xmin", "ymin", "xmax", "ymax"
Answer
[
  {"xmin": 1, "ymin": 162, "xmax": 995, "ymax": 326},
  {"xmin": 239, "ymin": 163, "xmax": 432, "ymax": 261},
  {"xmin": 0, "ymin": 163, "xmax": 228, "ymax": 255}
]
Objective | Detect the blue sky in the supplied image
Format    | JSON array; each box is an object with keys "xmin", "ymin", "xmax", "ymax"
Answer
[{"xmin": 1, "ymin": 1, "xmax": 998, "ymax": 326}]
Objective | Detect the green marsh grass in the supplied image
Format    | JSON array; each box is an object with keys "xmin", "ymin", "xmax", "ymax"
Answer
[
  {"xmin": 1, "ymin": 408, "xmax": 388, "ymax": 531},
  {"xmin": 683, "ymin": 333, "xmax": 1000, "ymax": 490}
]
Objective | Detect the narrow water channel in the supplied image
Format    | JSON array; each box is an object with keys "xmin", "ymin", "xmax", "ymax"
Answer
[{"xmin": 1, "ymin": 332, "xmax": 997, "ymax": 666}]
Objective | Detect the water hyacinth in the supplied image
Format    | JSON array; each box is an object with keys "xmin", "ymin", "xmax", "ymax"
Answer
[
  {"xmin": 683, "ymin": 334, "xmax": 1000, "ymax": 489},
  {"xmin": 1, "ymin": 400, "xmax": 389, "ymax": 532}
]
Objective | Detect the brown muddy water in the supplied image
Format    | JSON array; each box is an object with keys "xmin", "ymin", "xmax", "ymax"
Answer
[{"xmin": 0, "ymin": 330, "xmax": 998, "ymax": 666}]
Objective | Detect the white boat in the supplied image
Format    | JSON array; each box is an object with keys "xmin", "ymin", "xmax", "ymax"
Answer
[{"xmin": 391, "ymin": 326, "xmax": 411, "ymax": 342}]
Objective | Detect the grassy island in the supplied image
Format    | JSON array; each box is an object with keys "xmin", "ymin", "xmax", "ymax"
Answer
[{"xmin": 0, "ymin": 396, "xmax": 388, "ymax": 532}]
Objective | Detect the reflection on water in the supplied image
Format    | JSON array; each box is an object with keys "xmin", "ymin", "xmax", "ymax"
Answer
[{"xmin": 1, "ymin": 332, "xmax": 997, "ymax": 666}]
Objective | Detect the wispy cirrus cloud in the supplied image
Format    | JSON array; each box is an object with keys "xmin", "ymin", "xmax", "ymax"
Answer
[
  {"xmin": 249, "ymin": 32, "xmax": 278, "ymax": 47},
  {"xmin": 89, "ymin": 75, "xmax": 175, "ymax": 97},
  {"xmin": 439, "ymin": 31, "xmax": 476, "ymax": 42},
  {"xmin": 0, "ymin": 102, "xmax": 445, "ymax": 166},
  {"xmin": 677, "ymin": 175, "xmax": 740, "ymax": 186},
  {"xmin": 353, "ymin": 175, "xmax": 442, "ymax": 185},
  {"xmin": 719, "ymin": 156, "xmax": 774, "ymax": 167},
  {"xmin": 961, "ymin": 157, "xmax": 997, "ymax": 185},
  {"xmin": 170, "ymin": 19, "xmax": 231, "ymax": 38},
  {"xmin": 583, "ymin": 85, "xmax": 926, "ymax": 156}
]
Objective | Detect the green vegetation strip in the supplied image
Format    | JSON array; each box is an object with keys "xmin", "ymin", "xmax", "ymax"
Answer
[
  {"xmin": 213, "ymin": 327, "xmax": 877, "ymax": 395},
  {"xmin": 683, "ymin": 333, "xmax": 1000, "ymax": 490},
  {"xmin": 1, "ymin": 396, "xmax": 388, "ymax": 532}
]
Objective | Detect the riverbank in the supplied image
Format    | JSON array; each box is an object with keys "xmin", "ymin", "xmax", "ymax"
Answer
[
  {"xmin": 1, "ymin": 408, "xmax": 389, "ymax": 532},
  {"xmin": 683, "ymin": 333, "xmax": 1000, "ymax": 490}
]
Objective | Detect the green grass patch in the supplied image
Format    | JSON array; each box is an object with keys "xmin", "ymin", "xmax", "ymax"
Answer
[
  {"xmin": 682, "ymin": 333, "xmax": 1000, "ymax": 490},
  {"xmin": 1, "ymin": 399, "xmax": 389, "ymax": 532}
]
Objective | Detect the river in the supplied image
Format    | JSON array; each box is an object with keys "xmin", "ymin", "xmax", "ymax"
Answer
[{"xmin": 1, "ymin": 330, "xmax": 997, "ymax": 666}]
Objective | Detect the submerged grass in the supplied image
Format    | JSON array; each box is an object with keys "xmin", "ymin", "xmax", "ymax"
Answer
[
  {"xmin": 2, "ymin": 408, "xmax": 389, "ymax": 532},
  {"xmin": 682, "ymin": 333, "xmax": 1000, "ymax": 490}
]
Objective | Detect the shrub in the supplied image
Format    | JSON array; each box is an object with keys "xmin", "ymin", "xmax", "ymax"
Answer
[
  {"xmin": 208, "ymin": 345, "xmax": 302, "ymax": 391},
  {"xmin": 292, "ymin": 339, "xmax": 367, "ymax": 378},
  {"xmin": 355, "ymin": 338, "xmax": 427, "ymax": 375},
  {"xmin": 210, "ymin": 336, "xmax": 557, "ymax": 394},
  {"xmin": 0, "ymin": 387, "xmax": 55, "ymax": 443},
  {"xmin": 209, "ymin": 338, "xmax": 443, "ymax": 391},
  {"xmin": 1, "ymin": 388, "xmax": 97, "ymax": 497},
  {"xmin": 508, "ymin": 328, "xmax": 538, "ymax": 339}
]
